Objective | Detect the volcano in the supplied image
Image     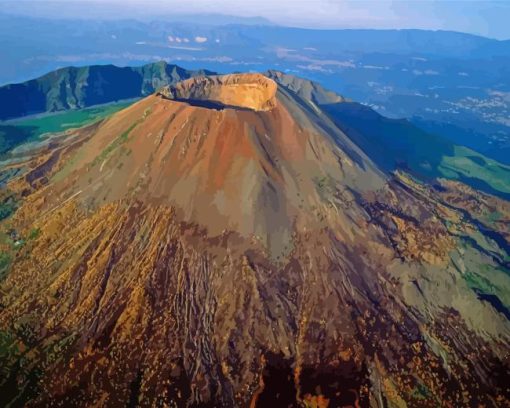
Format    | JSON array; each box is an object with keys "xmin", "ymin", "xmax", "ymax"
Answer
[{"xmin": 0, "ymin": 72, "xmax": 509, "ymax": 407}]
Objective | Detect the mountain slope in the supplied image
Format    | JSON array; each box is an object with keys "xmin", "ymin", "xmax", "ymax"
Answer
[
  {"xmin": 0, "ymin": 61, "xmax": 214, "ymax": 121},
  {"xmin": 0, "ymin": 73, "xmax": 509, "ymax": 407},
  {"xmin": 320, "ymin": 101, "xmax": 510, "ymax": 200}
]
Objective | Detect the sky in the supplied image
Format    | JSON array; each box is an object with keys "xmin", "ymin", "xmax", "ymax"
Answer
[{"xmin": 2, "ymin": 0, "xmax": 510, "ymax": 40}]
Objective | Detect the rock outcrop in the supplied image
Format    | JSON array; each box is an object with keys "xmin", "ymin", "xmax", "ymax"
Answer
[{"xmin": 158, "ymin": 73, "xmax": 278, "ymax": 111}]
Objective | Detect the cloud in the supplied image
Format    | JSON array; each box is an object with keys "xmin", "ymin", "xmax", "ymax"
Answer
[
  {"xmin": 275, "ymin": 47, "xmax": 355, "ymax": 69},
  {"xmin": 363, "ymin": 65, "xmax": 388, "ymax": 70},
  {"xmin": 297, "ymin": 64, "xmax": 332, "ymax": 73},
  {"xmin": 168, "ymin": 45, "xmax": 204, "ymax": 51}
]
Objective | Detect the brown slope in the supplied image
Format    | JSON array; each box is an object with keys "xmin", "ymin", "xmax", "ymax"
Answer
[
  {"xmin": 11, "ymin": 73, "xmax": 384, "ymax": 258},
  {"xmin": 0, "ymin": 73, "xmax": 509, "ymax": 408}
]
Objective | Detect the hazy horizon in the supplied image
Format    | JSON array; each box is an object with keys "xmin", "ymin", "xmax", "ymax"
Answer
[{"xmin": 1, "ymin": 0, "xmax": 509, "ymax": 40}]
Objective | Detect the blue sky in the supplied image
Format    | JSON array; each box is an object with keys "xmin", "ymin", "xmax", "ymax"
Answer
[{"xmin": 2, "ymin": 0, "xmax": 510, "ymax": 40}]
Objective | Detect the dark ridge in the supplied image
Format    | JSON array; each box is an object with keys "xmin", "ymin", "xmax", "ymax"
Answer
[
  {"xmin": 475, "ymin": 291, "xmax": 510, "ymax": 320},
  {"xmin": 0, "ymin": 125, "xmax": 38, "ymax": 156},
  {"xmin": 128, "ymin": 370, "xmax": 143, "ymax": 408},
  {"xmin": 298, "ymin": 362, "xmax": 370, "ymax": 407},
  {"xmin": 255, "ymin": 353, "xmax": 297, "ymax": 407},
  {"xmin": 169, "ymin": 97, "xmax": 254, "ymax": 112}
]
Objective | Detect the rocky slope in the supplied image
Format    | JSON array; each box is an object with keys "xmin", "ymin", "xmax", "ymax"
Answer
[{"xmin": 0, "ymin": 72, "xmax": 509, "ymax": 407}]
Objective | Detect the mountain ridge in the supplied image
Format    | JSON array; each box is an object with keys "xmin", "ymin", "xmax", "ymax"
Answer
[{"xmin": 0, "ymin": 61, "xmax": 215, "ymax": 121}]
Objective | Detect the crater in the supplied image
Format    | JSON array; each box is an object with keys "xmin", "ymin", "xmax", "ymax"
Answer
[{"xmin": 158, "ymin": 73, "xmax": 277, "ymax": 111}]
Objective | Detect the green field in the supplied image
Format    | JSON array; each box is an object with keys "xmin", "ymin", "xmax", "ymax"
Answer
[
  {"xmin": 0, "ymin": 100, "xmax": 137, "ymax": 155},
  {"xmin": 438, "ymin": 145, "xmax": 510, "ymax": 196}
]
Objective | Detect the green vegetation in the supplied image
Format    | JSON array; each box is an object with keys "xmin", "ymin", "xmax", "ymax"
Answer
[
  {"xmin": 0, "ymin": 100, "xmax": 137, "ymax": 156},
  {"xmin": 486, "ymin": 210, "xmax": 503, "ymax": 223},
  {"xmin": 0, "ymin": 228, "xmax": 17, "ymax": 281},
  {"xmin": 0, "ymin": 224, "xmax": 42, "ymax": 281},
  {"xmin": 0, "ymin": 199, "xmax": 17, "ymax": 221},
  {"xmin": 0, "ymin": 329, "xmax": 22, "ymax": 378},
  {"xmin": 28, "ymin": 228, "xmax": 41, "ymax": 241},
  {"xmin": 464, "ymin": 271, "xmax": 495, "ymax": 295},
  {"xmin": 315, "ymin": 176, "xmax": 328, "ymax": 189},
  {"xmin": 0, "ymin": 251, "xmax": 11, "ymax": 280},
  {"xmin": 410, "ymin": 382, "xmax": 433, "ymax": 401},
  {"xmin": 438, "ymin": 146, "xmax": 510, "ymax": 195},
  {"xmin": 0, "ymin": 321, "xmax": 41, "ymax": 400},
  {"xmin": 463, "ymin": 263, "xmax": 510, "ymax": 309},
  {"xmin": 8, "ymin": 101, "xmax": 135, "ymax": 136}
]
